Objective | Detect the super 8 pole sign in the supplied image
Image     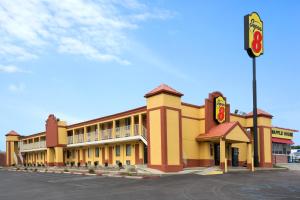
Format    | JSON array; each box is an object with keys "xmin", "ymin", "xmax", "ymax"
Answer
[
  {"xmin": 214, "ymin": 96, "xmax": 226, "ymax": 124},
  {"xmin": 244, "ymin": 12, "xmax": 263, "ymax": 57}
]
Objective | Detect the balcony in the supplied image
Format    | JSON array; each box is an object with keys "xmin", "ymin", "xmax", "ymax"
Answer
[
  {"xmin": 67, "ymin": 136, "xmax": 73, "ymax": 144},
  {"xmin": 116, "ymin": 125, "xmax": 131, "ymax": 138},
  {"xmin": 101, "ymin": 129, "xmax": 112, "ymax": 140},
  {"xmin": 86, "ymin": 131, "xmax": 99, "ymax": 142},
  {"xmin": 20, "ymin": 141, "xmax": 46, "ymax": 152},
  {"xmin": 67, "ymin": 123, "xmax": 147, "ymax": 147}
]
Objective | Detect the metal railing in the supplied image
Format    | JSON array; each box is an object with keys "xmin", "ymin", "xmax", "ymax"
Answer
[
  {"xmin": 142, "ymin": 126, "xmax": 147, "ymax": 139},
  {"xmin": 67, "ymin": 125, "xmax": 147, "ymax": 144},
  {"xmin": 20, "ymin": 141, "xmax": 46, "ymax": 151},
  {"xmin": 134, "ymin": 124, "xmax": 139, "ymax": 136},
  {"xmin": 101, "ymin": 129, "xmax": 112, "ymax": 140},
  {"xmin": 67, "ymin": 136, "xmax": 73, "ymax": 144},
  {"xmin": 116, "ymin": 125, "xmax": 131, "ymax": 138}
]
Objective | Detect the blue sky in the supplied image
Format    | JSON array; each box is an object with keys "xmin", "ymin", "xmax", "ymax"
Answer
[{"xmin": 0, "ymin": 0, "xmax": 299, "ymax": 151}]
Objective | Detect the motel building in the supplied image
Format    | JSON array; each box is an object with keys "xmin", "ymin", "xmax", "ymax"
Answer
[{"xmin": 5, "ymin": 84, "xmax": 298, "ymax": 172}]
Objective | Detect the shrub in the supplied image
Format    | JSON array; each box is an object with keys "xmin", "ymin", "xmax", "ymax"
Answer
[
  {"xmin": 64, "ymin": 168, "xmax": 69, "ymax": 172},
  {"xmin": 88, "ymin": 168, "xmax": 95, "ymax": 174},
  {"xmin": 77, "ymin": 162, "xmax": 80, "ymax": 167},
  {"xmin": 118, "ymin": 162, "xmax": 123, "ymax": 168},
  {"xmin": 94, "ymin": 161, "xmax": 98, "ymax": 167},
  {"xmin": 33, "ymin": 168, "xmax": 38, "ymax": 172}
]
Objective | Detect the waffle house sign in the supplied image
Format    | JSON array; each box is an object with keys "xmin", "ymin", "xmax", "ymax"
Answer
[
  {"xmin": 244, "ymin": 12, "xmax": 264, "ymax": 57},
  {"xmin": 214, "ymin": 96, "xmax": 226, "ymax": 124}
]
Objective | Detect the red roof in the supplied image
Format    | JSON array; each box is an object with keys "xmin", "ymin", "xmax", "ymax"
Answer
[
  {"xmin": 196, "ymin": 122, "xmax": 250, "ymax": 141},
  {"xmin": 247, "ymin": 108, "xmax": 273, "ymax": 118},
  {"xmin": 144, "ymin": 84, "xmax": 183, "ymax": 98},
  {"xmin": 5, "ymin": 130, "xmax": 20, "ymax": 136},
  {"xmin": 272, "ymin": 138, "xmax": 294, "ymax": 145}
]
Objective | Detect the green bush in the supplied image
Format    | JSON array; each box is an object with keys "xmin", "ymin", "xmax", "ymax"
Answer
[{"xmin": 88, "ymin": 168, "xmax": 95, "ymax": 174}]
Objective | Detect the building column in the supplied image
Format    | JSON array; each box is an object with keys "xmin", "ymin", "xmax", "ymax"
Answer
[
  {"xmin": 145, "ymin": 84, "xmax": 183, "ymax": 172},
  {"xmin": 72, "ymin": 130, "xmax": 74, "ymax": 144},
  {"xmin": 247, "ymin": 142, "xmax": 254, "ymax": 171},
  {"xmin": 130, "ymin": 115, "xmax": 135, "ymax": 136},
  {"xmin": 54, "ymin": 147, "xmax": 64, "ymax": 166},
  {"xmin": 84, "ymin": 127, "xmax": 87, "ymax": 142},
  {"xmin": 47, "ymin": 148, "xmax": 54, "ymax": 166},
  {"xmin": 113, "ymin": 121, "xmax": 116, "ymax": 138},
  {"xmin": 220, "ymin": 138, "xmax": 226, "ymax": 171},
  {"xmin": 138, "ymin": 114, "xmax": 142, "ymax": 135}
]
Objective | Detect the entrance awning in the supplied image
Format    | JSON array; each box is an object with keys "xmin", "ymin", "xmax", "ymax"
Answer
[
  {"xmin": 196, "ymin": 122, "xmax": 250, "ymax": 143},
  {"xmin": 272, "ymin": 137, "xmax": 294, "ymax": 145}
]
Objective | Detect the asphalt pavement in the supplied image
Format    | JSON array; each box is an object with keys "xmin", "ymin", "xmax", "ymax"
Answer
[{"xmin": 0, "ymin": 169, "xmax": 300, "ymax": 200}]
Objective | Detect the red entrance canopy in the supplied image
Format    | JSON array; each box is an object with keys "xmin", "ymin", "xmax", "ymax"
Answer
[{"xmin": 272, "ymin": 137, "xmax": 294, "ymax": 145}]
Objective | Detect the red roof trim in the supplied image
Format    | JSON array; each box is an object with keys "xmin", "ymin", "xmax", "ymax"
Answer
[
  {"xmin": 272, "ymin": 138, "xmax": 294, "ymax": 145},
  {"xmin": 144, "ymin": 84, "xmax": 183, "ymax": 98},
  {"xmin": 5, "ymin": 130, "xmax": 20, "ymax": 136}
]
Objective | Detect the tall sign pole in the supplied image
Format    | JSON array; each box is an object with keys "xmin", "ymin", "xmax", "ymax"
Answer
[{"xmin": 244, "ymin": 12, "xmax": 263, "ymax": 167}]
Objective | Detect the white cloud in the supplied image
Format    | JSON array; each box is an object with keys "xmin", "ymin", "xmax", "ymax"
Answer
[
  {"xmin": 0, "ymin": 0, "xmax": 173, "ymax": 65},
  {"xmin": 8, "ymin": 83, "xmax": 25, "ymax": 92},
  {"xmin": 0, "ymin": 65, "xmax": 28, "ymax": 73}
]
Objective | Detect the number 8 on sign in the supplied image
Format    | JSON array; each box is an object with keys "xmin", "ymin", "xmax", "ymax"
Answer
[{"xmin": 252, "ymin": 31, "xmax": 262, "ymax": 53}]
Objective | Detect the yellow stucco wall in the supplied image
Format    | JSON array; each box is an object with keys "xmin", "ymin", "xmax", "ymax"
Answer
[
  {"xmin": 181, "ymin": 105, "xmax": 200, "ymax": 119},
  {"xmin": 231, "ymin": 143, "xmax": 247, "ymax": 162},
  {"xmin": 182, "ymin": 118, "xmax": 200, "ymax": 160},
  {"xmin": 147, "ymin": 94, "xmax": 181, "ymax": 109},
  {"xmin": 230, "ymin": 115, "xmax": 246, "ymax": 127},
  {"xmin": 226, "ymin": 126, "xmax": 250, "ymax": 142},
  {"xmin": 149, "ymin": 109, "xmax": 161, "ymax": 165},
  {"xmin": 199, "ymin": 142, "xmax": 213, "ymax": 160},
  {"xmin": 264, "ymin": 128, "xmax": 272, "ymax": 163},
  {"xmin": 58, "ymin": 121, "xmax": 67, "ymax": 145},
  {"xmin": 167, "ymin": 109, "xmax": 180, "ymax": 165}
]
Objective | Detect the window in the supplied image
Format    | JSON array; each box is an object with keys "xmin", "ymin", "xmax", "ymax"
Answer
[
  {"xmin": 125, "ymin": 118, "xmax": 130, "ymax": 126},
  {"xmin": 95, "ymin": 147, "xmax": 100, "ymax": 158},
  {"xmin": 116, "ymin": 145, "xmax": 120, "ymax": 156},
  {"xmin": 126, "ymin": 144, "xmax": 131, "ymax": 156},
  {"xmin": 272, "ymin": 143, "xmax": 291, "ymax": 155},
  {"xmin": 87, "ymin": 148, "xmax": 92, "ymax": 158}
]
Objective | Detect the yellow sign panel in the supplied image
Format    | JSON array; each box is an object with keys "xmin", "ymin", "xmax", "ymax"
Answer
[
  {"xmin": 244, "ymin": 12, "xmax": 264, "ymax": 57},
  {"xmin": 272, "ymin": 128, "xmax": 294, "ymax": 140},
  {"xmin": 214, "ymin": 96, "xmax": 226, "ymax": 124}
]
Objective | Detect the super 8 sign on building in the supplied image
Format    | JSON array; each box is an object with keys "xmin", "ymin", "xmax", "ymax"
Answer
[
  {"xmin": 214, "ymin": 96, "xmax": 226, "ymax": 124},
  {"xmin": 244, "ymin": 12, "xmax": 264, "ymax": 57}
]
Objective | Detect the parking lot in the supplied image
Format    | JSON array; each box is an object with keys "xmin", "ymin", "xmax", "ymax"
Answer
[{"xmin": 1, "ymin": 169, "xmax": 300, "ymax": 200}]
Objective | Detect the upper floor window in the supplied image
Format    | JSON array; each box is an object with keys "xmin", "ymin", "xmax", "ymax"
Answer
[{"xmin": 116, "ymin": 145, "xmax": 120, "ymax": 157}]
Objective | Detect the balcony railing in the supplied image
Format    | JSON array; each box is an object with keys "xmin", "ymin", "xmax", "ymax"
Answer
[
  {"xmin": 67, "ymin": 136, "xmax": 73, "ymax": 144},
  {"xmin": 101, "ymin": 129, "xmax": 112, "ymax": 140},
  {"xmin": 67, "ymin": 125, "xmax": 147, "ymax": 145},
  {"xmin": 86, "ymin": 131, "xmax": 99, "ymax": 142},
  {"xmin": 20, "ymin": 141, "xmax": 46, "ymax": 151},
  {"xmin": 116, "ymin": 125, "xmax": 131, "ymax": 138},
  {"xmin": 142, "ymin": 126, "xmax": 147, "ymax": 139}
]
